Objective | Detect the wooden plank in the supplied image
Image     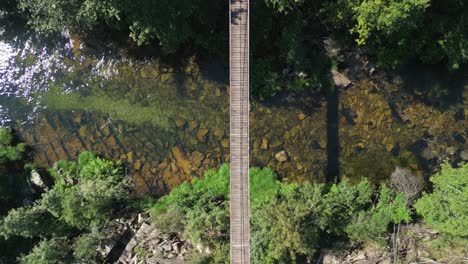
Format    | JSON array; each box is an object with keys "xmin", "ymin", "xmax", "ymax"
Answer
[{"xmin": 230, "ymin": 0, "xmax": 250, "ymax": 263}]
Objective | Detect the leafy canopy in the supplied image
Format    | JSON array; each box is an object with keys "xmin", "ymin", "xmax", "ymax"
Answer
[
  {"xmin": 0, "ymin": 151, "xmax": 131, "ymax": 263},
  {"xmin": 151, "ymin": 164, "xmax": 411, "ymax": 263},
  {"xmin": 415, "ymin": 162, "xmax": 468, "ymax": 238}
]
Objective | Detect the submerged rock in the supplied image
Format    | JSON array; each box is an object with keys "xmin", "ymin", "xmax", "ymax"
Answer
[
  {"xmin": 196, "ymin": 128, "xmax": 209, "ymax": 142},
  {"xmin": 260, "ymin": 137, "xmax": 269, "ymax": 150},
  {"xmin": 275, "ymin": 150, "xmax": 289, "ymax": 162},
  {"xmin": 297, "ymin": 113, "xmax": 306, "ymax": 120},
  {"xmin": 174, "ymin": 117, "xmax": 186, "ymax": 128}
]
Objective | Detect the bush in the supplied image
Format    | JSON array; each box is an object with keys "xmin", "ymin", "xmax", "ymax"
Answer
[
  {"xmin": 0, "ymin": 128, "xmax": 28, "ymax": 210},
  {"xmin": 19, "ymin": 238, "xmax": 70, "ymax": 264},
  {"xmin": 415, "ymin": 162, "xmax": 468, "ymax": 238},
  {"xmin": 0, "ymin": 151, "xmax": 131, "ymax": 262},
  {"xmin": 151, "ymin": 164, "xmax": 412, "ymax": 262},
  {"xmin": 323, "ymin": 0, "xmax": 468, "ymax": 69},
  {"xmin": 346, "ymin": 186, "xmax": 411, "ymax": 244}
]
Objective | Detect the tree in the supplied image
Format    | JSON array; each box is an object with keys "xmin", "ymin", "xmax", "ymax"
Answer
[
  {"xmin": 346, "ymin": 186, "xmax": 411, "ymax": 244},
  {"xmin": 0, "ymin": 128, "xmax": 26, "ymax": 163},
  {"xmin": 415, "ymin": 162, "xmax": 468, "ymax": 237},
  {"xmin": 323, "ymin": 0, "xmax": 468, "ymax": 69},
  {"xmin": 0, "ymin": 151, "xmax": 131, "ymax": 262},
  {"xmin": 152, "ymin": 164, "xmax": 412, "ymax": 262},
  {"xmin": 19, "ymin": 238, "xmax": 70, "ymax": 264}
]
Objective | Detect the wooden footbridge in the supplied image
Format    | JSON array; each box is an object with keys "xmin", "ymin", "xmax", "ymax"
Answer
[{"xmin": 229, "ymin": 0, "xmax": 250, "ymax": 263}]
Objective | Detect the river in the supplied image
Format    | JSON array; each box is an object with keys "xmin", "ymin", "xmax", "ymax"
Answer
[{"xmin": 1, "ymin": 11, "xmax": 467, "ymax": 196}]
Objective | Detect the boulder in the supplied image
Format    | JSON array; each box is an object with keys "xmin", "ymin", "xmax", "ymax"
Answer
[
  {"xmin": 30, "ymin": 170, "xmax": 46, "ymax": 190},
  {"xmin": 161, "ymin": 244, "xmax": 172, "ymax": 252},
  {"xmin": 446, "ymin": 147, "xmax": 456, "ymax": 155},
  {"xmin": 331, "ymin": 69, "xmax": 351, "ymax": 88}
]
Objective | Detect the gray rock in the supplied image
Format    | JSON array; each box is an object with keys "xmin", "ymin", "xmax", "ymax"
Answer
[
  {"xmin": 135, "ymin": 223, "xmax": 151, "ymax": 239},
  {"xmin": 125, "ymin": 238, "xmax": 139, "ymax": 252},
  {"xmin": 30, "ymin": 170, "xmax": 46, "ymax": 189},
  {"xmin": 161, "ymin": 243, "xmax": 172, "ymax": 252},
  {"xmin": 148, "ymin": 229, "xmax": 161, "ymax": 240},
  {"xmin": 172, "ymin": 242, "xmax": 181, "ymax": 254},
  {"xmin": 138, "ymin": 213, "xmax": 150, "ymax": 223}
]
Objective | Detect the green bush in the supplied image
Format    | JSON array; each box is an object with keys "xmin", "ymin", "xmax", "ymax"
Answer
[
  {"xmin": 19, "ymin": 238, "xmax": 70, "ymax": 264},
  {"xmin": 1, "ymin": 151, "xmax": 130, "ymax": 263},
  {"xmin": 151, "ymin": 164, "xmax": 412, "ymax": 263},
  {"xmin": 323, "ymin": 0, "xmax": 468, "ymax": 69},
  {"xmin": 415, "ymin": 162, "xmax": 468, "ymax": 238},
  {"xmin": 0, "ymin": 128, "xmax": 28, "ymax": 209},
  {"xmin": 346, "ymin": 186, "xmax": 411, "ymax": 244}
]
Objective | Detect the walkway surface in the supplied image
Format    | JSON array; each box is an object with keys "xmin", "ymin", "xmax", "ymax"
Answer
[{"xmin": 229, "ymin": 0, "xmax": 250, "ymax": 263}]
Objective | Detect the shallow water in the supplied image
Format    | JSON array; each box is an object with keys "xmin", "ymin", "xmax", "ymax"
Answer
[{"xmin": 1, "ymin": 15, "xmax": 467, "ymax": 196}]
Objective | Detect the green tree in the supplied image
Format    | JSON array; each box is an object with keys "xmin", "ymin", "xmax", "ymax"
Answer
[
  {"xmin": 346, "ymin": 186, "xmax": 411, "ymax": 244},
  {"xmin": 0, "ymin": 128, "xmax": 27, "ymax": 211},
  {"xmin": 19, "ymin": 238, "xmax": 70, "ymax": 264},
  {"xmin": 0, "ymin": 151, "xmax": 130, "ymax": 262},
  {"xmin": 152, "ymin": 164, "xmax": 412, "ymax": 262},
  {"xmin": 323, "ymin": 0, "xmax": 468, "ymax": 69},
  {"xmin": 415, "ymin": 162, "xmax": 468, "ymax": 237},
  {"xmin": 42, "ymin": 152, "xmax": 130, "ymax": 229}
]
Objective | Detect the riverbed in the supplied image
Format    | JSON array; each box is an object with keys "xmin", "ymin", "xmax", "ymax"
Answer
[{"xmin": 1, "ymin": 17, "xmax": 467, "ymax": 196}]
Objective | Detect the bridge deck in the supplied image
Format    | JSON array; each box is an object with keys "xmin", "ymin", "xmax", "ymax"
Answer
[{"xmin": 229, "ymin": 0, "xmax": 250, "ymax": 263}]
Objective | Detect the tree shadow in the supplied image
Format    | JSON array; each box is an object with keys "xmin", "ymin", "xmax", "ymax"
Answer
[{"xmin": 396, "ymin": 63, "xmax": 467, "ymax": 110}]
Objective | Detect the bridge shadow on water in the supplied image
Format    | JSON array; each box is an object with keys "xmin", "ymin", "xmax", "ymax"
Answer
[{"xmin": 326, "ymin": 87, "xmax": 340, "ymax": 183}]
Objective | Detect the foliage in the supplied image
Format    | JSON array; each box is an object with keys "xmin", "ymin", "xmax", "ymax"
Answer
[
  {"xmin": 323, "ymin": 0, "xmax": 468, "ymax": 69},
  {"xmin": 73, "ymin": 227, "xmax": 104, "ymax": 263},
  {"xmin": 17, "ymin": 0, "xmax": 223, "ymax": 49},
  {"xmin": 415, "ymin": 162, "xmax": 468, "ymax": 238},
  {"xmin": 42, "ymin": 151, "xmax": 130, "ymax": 229},
  {"xmin": 0, "ymin": 128, "xmax": 28, "ymax": 210},
  {"xmin": 0, "ymin": 205, "xmax": 70, "ymax": 239},
  {"xmin": 18, "ymin": 238, "xmax": 70, "ymax": 264},
  {"xmin": 0, "ymin": 151, "xmax": 130, "ymax": 263},
  {"xmin": 0, "ymin": 128, "xmax": 26, "ymax": 163},
  {"xmin": 152, "ymin": 164, "xmax": 412, "ymax": 263},
  {"xmin": 346, "ymin": 186, "xmax": 411, "ymax": 244},
  {"xmin": 252, "ymin": 183, "xmax": 321, "ymax": 263}
]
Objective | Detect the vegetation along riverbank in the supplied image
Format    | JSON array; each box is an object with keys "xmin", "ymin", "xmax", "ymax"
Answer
[{"xmin": 0, "ymin": 0, "xmax": 467, "ymax": 263}]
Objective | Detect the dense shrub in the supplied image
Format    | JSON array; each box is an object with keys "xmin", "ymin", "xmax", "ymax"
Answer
[
  {"xmin": 0, "ymin": 128, "xmax": 27, "ymax": 208},
  {"xmin": 323, "ymin": 0, "xmax": 468, "ymax": 69},
  {"xmin": 415, "ymin": 162, "xmax": 468, "ymax": 238},
  {"xmin": 0, "ymin": 151, "xmax": 131, "ymax": 263},
  {"xmin": 19, "ymin": 238, "xmax": 70, "ymax": 264},
  {"xmin": 151, "ymin": 164, "xmax": 411, "ymax": 263}
]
